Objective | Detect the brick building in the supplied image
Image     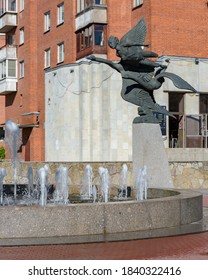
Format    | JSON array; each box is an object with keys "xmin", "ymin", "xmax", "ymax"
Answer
[{"xmin": 0, "ymin": 0, "xmax": 208, "ymax": 161}]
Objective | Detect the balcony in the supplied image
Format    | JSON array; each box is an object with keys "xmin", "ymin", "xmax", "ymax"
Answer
[
  {"xmin": 0, "ymin": 77, "xmax": 17, "ymax": 94},
  {"xmin": 0, "ymin": 46, "xmax": 17, "ymax": 95},
  {"xmin": 0, "ymin": 44, "xmax": 16, "ymax": 60},
  {"xmin": 0, "ymin": 0, "xmax": 17, "ymax": 33},
  {"xmin": 76, "ymin": 0, "xmax": 107, "ymax": 31}
]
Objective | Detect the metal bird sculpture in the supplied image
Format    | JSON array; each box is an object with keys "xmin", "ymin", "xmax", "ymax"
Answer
[{"xmin": 87, "ymin": 18, "xmax": 197, "ymax": 123}]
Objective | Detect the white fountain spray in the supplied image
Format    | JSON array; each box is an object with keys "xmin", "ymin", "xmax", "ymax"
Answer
[
  {"xmin": 135, "ymin": 165, "xmax": 148, "ymax": 201},
  {"xmin": 92, "ymin": 185, "xmax": 97, "ymax": 203},
  {"xmin": 27, "ymin": 166, "xmax": 33, "ymax": 198},
  {"xmin": 81, "ymin": 164, "xmax": 93, "ymax": 199},
  {"xmin": 37, "ymin": 167, "xmax": 48, "ymax": 206},
  {"xmin": 5, "ymin": 120, "xmax": 22, "ymax": 202},
  {"xmin": 119, "ymin": 163, "xmax": 128, "ymax": 199},
  {"xmin": 0, "ymin": 168, "xmax": 7, "ymax": 205},
  {"xmin": 98, "ymin": 167, "xmax": 109, "ymax": 203},
  {"xmin": 53, "ymin": 167, "xmax": 69, "ymax": 204}
]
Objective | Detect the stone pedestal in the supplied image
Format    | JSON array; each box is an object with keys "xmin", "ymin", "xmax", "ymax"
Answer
[{"xmin": 133, "ymin": 123, "xmax": 173, "ymax": 188}]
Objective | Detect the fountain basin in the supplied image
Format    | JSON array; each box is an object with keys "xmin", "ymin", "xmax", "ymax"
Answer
[{"xmin": 0, "ymin": 188, "xmax": 202, "ymax": 239}]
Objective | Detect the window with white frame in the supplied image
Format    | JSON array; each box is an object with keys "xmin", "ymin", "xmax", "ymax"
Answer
[
  {"xmin": 0, "ymin": 0, "xmax": 17, "ymax": 15},
  {"xmin": 44, "ymin": 11, "xmax": 50, "ymax": 32},
  {"xmin": 19, "ymin": 27, "xmax": 24, "ymax": 45},
  {"xmin": 57, "ymin": 42, "xmax": 64, "ymax": 63},
  {"xmin": 19, "ymin": 60, "xmax": 24, "ymax": 78},
  {"xmin": 45, "ymin": 48, "xmax": 51, "ymax": 68},
  {"xmin": 0, "ymin": 60, "xmax": 6, "ymax": 80},
  {"xmin": 133, "ymin": 0, "xmax": 143, "ymax": 8},
  {"xmin": 57, "ymin": 2, "xmax": 64, "ymax": 25},
  {"xmin": 8, "ymin": 60, "xmax": 16, "ymax": 77},
  {"xmin": 20, "ymin": 0, "xmax": 24, "ymax": 11},
  {"xmin": 0, "ymin": 59, "xmax": 16, "ymax": 80}
]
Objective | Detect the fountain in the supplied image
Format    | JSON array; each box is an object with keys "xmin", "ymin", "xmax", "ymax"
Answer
[
  {"xmin": 80, "ymin": 164, "xmax": 93, "ymax": 200},
  {"xmin": 0, "ymin": 168, "xmax": 7, "ymax": 205},
  {"xmin": 118, "ymin": 163, "xmax": 128, "ymax": 199},
  {"xmin": 27, "ymin": 166, "xmax": 33, "ymax": 198},
  {"xmin": 98, "ymin": 167, "xmax": 109, "ymax": 203},
  {"xmin": 0, "ymin": 19, "xmax": 203, "ymax": 241},
  {"xmin": 4, "ymin": 119, "xmax": 22, "ymax": 202},
  {"xmin": 135, "ymin": 166, "xmax": 148, "ymax": 201},
  {"xmin": 53, "ymin": 166, "xmax": 69, "ymax": 204}
]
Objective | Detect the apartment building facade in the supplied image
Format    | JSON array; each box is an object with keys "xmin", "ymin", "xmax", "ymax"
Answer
[{"xmin": 0, "ymin": 0, "xmax": 208, "ymax": 161}]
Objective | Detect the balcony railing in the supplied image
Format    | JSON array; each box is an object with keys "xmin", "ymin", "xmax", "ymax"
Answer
[
  {"xmin": 0, "ymin": 0, "xmax": 17, "ymax": 32},
  {"xmin": 0, "ymin": 45, "xmax": 16, "ymax": 61}
]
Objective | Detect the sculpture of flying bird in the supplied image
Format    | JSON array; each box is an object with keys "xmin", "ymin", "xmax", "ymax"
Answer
[{"xmin": 87, "ymin": 18, "xmax": 197, "ymax": 123}]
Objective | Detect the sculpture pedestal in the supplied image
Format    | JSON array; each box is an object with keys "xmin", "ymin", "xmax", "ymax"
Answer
[{"xmin": 132, "ymin": 123, "xmax": 173, "ymax": 188}]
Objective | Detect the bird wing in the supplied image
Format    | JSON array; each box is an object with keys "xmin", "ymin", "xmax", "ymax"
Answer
[
  {"xmin": 156, "ymin": 72, "xmax": 197, "ymax": 92},
  {"xmin": 119, "ymin": 18, "xmax": 147, "ymax": 47}
]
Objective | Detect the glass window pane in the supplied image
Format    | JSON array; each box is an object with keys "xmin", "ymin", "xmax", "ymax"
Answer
[
  {"xmin": 45, "ymin": 49, "xmax": 50, "ymax": 68},
  {"xmin": 20, "ymin": 61, "xmax": 24, "ymax": 78},
  {"xmin": 200, "ymin": 94, "xmax": 208, "ymax": 114},
  {"xmin": 45, "ymin": 11, "xmax": 50, "ymax": 32},
  {"xmin": 58, "ymin": 43, "xmax": 64, "ymax": 63},
  {"xmin": 58, "ymin": 3, "xmax": 64, "ymax": 24},
  {"xmin": 94, "ymin": 25, "xmax": 104, "ymax": 46},
  {"xmin": 8, "ymin": 60, "xmax": 16, "ymax": 77},
  {"xmin": 8, "ymin": 0, "xmax": 16, "ymax": 11}
]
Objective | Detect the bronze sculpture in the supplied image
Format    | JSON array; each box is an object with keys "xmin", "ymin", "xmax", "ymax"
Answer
[{"xmin": 87, "ymin": 18, "xmax": 196, "ymax": 123}]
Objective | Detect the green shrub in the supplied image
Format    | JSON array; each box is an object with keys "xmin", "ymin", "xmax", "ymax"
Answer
[{"xmin": 0, "ymin": 146, "xmax": 5, "ymax": 160}]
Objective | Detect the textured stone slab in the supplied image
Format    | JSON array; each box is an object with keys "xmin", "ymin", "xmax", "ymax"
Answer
[
  {"xmin": 0, "ymin": 189, "xmax": 202, "ymax": 239},
  {"xmin": 132, "ymin": 123, "xmax": 173, "ymax": 188}
]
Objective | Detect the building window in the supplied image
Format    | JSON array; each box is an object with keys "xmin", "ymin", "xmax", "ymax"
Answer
[
  {"xmin": 44, "ymin": 11, "xmax": 50, "ymax": 32},
  {"xmin": 76, "ymin": 0, "xmax": 107, "ymax": 14},
  {"xmin": 0, "ymin": 127, "xmax": 4, "ymax": 140},
  {"xmin": 200, "ymin": 94, "xmax": 208, "ymax": 114},
  {"xmin": 133, "ymin": 0, "xmax": 143, "ymax": 8},
  {"xmin": 7, "ymin": 34, "xmax": 14, "ymax": 45},
  {"xmin": 0, "ymin": 60, "xmax": 6, "ymax": 80},
  {"xmin": 0, "ymin": 59, "xmax": 16, "ymax": 80},
  {"xmin": 19, "ymin": 27, "xmax": 24, "ymax": 45},
  {"xmin": 19, "ymin": 60, "xmax": 24, "ymax": 78},
  {"xmin": 20, "ymin": 0, "xmax": 24, "ymax": 11},
  {"xmin": 8, "ymin": 59, "xmax": 16, "ymax": 77},
  {"xmin": 94, "ymin": 25, "xmax": 104, "ymax": 46},
  {"xmin": 45, "ymin": 48, "xmax": 51, "ymax": 68},
  {"xmin": 57, "ymin": 2, "xmax": 64, "ymax": 25},
  {"xmin": 57, "ymin": 42, "xmax": 64, "ymax": 63},
  {"xmin": 0, "ymin": 0, "xmax": 17, "ymax": 15},
  {"xmin": 76, "ymin": 24, "xmax": 106, "ymax": 58}
]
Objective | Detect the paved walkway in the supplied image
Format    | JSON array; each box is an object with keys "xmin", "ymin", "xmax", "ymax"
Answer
[{"xmin": 0, "ymin": 190, "xmax": 208, "ymax": 260}]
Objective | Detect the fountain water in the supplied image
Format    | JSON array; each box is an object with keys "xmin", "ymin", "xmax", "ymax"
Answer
[
  {"xmin": 27, "ymin": 166, "xmax": 33, "ymax": 198},
  {"xmin": 81, "ymin": 164, "xmax": 93, "ymax": 199},
  {"xmin": 36, "ymin": 167, "xmax": 48, "ymax": 206},
  {"xmin": 4, "ymin": 120, "xmax": 22, "ymax": 202},
  {"xmin": 135, "ymin": 165, "xmax": 148, "ymax": 201},
  {"xmin": 119, "ymin": 163, "xmax": 128, "ymax": 199},
  {"xmin": 0, "ymin": 168, "xmax": 7, "ymax": 205},
  {"xmin": 53, "ymin": 166, "xmax": 69, "ymax": 204},
  {"xmin": 98, "ymin": 167, "xmax": 109, "ymax": 203}
]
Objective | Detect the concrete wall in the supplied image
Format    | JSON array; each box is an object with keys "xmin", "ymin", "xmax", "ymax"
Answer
[{"xmin": 45, "ymin": 61, "xmax": 137, "ymax": 162}]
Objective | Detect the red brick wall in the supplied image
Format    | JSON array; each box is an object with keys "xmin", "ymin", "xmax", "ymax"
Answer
[{"xmin": 136, "ymin": 0, "xmax": 208, "ymax": 58}]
